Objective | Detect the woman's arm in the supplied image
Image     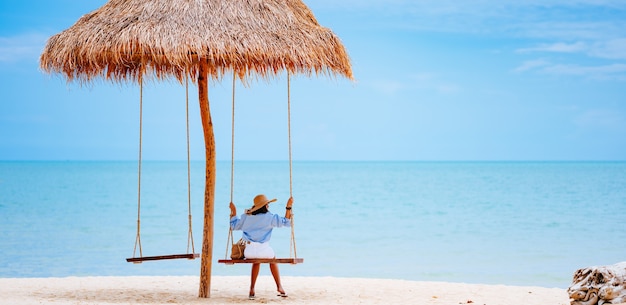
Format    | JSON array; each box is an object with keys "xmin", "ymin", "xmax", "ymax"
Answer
[
  {"xmin": 229, "ymin": 202, "xmax": 237, "ymax": 218},
  {"xmin": 284, "ymin": 197, "xmax": 293, "ymax": 219},
  {"xmin": 229, "ymin": 202, "xmax": 245, "ymax": 230}
]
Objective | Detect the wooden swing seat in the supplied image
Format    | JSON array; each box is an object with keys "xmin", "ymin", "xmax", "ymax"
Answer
[
  {"xmin": 218, "ymin": 258, "xmax": 303, "ymax": 265},
  {"xmin": 126, "ymin": 253, "xmax": 199, "ymax": 263}
]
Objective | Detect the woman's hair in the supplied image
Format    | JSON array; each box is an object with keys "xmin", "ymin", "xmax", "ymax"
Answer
[{"xmin": 251, "ymin": 205, "xmax": 269, "ymax": 215}]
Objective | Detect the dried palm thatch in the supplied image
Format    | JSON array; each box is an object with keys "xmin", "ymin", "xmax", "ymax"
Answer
[{"xmin": 39, "ymin": 0, "xmax": 353, "ymax": 83}]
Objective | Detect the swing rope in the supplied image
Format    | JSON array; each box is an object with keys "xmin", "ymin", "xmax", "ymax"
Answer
[
  {"xmin": 225, "ymin": 73, "xmax": 237, "ymax": 259},
  {"xmin": 129, "ymin": 74, "xmax": 197, "ymax": 262},
  {"xmin": 185, "ymin": 75, "xmax": 196, "ymax": 255},
  {"xmin": 132, "ymin": 76, "xmax": 144, "ymax": 259},
  {"xmin": 287, "ymin": 72, "xmax": 298, "ymax": 259}
]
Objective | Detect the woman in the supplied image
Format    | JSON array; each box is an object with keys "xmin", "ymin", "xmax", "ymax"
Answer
[{"xmin": 229, "ymin": 194, "xmax": 294, "ymax": 299}]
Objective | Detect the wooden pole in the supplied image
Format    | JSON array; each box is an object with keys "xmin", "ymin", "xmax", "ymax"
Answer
[{"xmin": 198, "ymin": 58, "xmax": 215, "ymax": 298}]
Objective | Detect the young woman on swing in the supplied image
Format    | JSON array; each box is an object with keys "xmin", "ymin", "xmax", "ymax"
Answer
[{"xmin": 229, "ymin": 194, "xmax": 294, "ymax": 299}]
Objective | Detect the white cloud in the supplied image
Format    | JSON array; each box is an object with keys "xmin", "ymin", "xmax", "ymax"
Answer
[
  {"xmin": 513, "ymin": 59, "xmax": 550, "ymax": 72},
  {"xmin": 435, "ymin": 84, "xmax": 460, "ymax": 94},
  {"xmin": 517, "ymin": 42, "xmax": 587, "ymax": 54},
  {"xmin": 543, "ymin": 63, "xmax": 626, "ymax": 76},
  {"xmin": 589, "ymin": 38, "xmax": 626, "ymax": 59},
  {"xmin": 370, "ymin": 79, "xmax": 405, "ymax": 95},
  {"xmin": 0, "ymin": 33, "xmax": 48, "ymax": 63},
  {"xmin": 514, "ymin": 58, "xmax": 626, "ymax": 80},
  {"xmin": 367, "ymin": 73, "xmax": 460, "ymax": 95},
  {"xmin": 574, "ymin": 109, "xmax": 626, "ymax": 130},
  {"xmin": 517, "ymin": 38, "xmax": 626, "ymax": 60},
  {"xmin": 315, "ymin": 1, "xmax": 626, "ymax": 40},
  {"xmin": 409, "ymin": 73, "xmax": 460, "ymax": 94}
]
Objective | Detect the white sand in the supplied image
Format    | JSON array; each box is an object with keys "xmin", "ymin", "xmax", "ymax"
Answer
[{"xmin": 0, "ymin": 275, "xmax": 572, "ymax": 305}]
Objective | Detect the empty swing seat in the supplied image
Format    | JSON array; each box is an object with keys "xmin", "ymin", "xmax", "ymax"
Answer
[{"xmin": 126, "ymin": 253, "xmax": 199, "ymax": 263}]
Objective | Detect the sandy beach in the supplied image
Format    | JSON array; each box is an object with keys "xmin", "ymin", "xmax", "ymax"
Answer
[{"xmin": 0, "ymin": 275, "xmax": 573, "ymax": 305}]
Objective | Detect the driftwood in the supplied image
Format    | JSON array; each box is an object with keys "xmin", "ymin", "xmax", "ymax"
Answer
[{"xmin": 568, "ymin": 262, "xmax": 626, "ymax": 305}]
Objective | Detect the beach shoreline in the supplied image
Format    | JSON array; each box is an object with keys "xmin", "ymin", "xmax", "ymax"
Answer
[{"xmin": 0, "ymin": 275, "xmax": 571, "ymax": 305}]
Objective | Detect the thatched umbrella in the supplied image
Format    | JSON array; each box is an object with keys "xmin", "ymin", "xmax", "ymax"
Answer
[{"xmin": 40, "ymin": 0, "xmax": 352, "ymax": 298}]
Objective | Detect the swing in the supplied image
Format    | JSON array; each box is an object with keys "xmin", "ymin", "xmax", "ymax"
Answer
[
  {"xmin": 218, "ymin": 73, "xmax": 303, "ymax": 265},
  {"xmin": 126, "ymin": 76, "xmax": 199, "ymax": 263}
]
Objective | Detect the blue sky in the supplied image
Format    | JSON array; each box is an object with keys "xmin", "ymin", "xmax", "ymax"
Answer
[{"xmin": 1, "ymin": 1, "xmax": 625, "ymax": 161}]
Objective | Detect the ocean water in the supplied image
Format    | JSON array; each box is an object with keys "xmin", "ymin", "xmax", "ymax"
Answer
[{"xmin": 0, "ymin": 161, "xmax": 625, "ymax": 288}]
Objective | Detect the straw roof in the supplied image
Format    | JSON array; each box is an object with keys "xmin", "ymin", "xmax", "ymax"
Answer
[{"xmin": 40, "ymin": 0, "xmax": 353, "ymax": 83}]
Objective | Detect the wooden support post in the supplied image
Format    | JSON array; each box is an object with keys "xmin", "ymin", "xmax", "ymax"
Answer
[{"xmin": 198, "ymin": 58, "xmax": 216, "ymax": 298}]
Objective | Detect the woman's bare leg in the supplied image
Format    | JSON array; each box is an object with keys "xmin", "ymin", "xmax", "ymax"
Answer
[
  {"xmin": 269, "ymin": 263, "xmax": 286, "ymax": 296},
  {"xmin": 250, "ymin": 263, "xmax": 261, "ymax": 297}
]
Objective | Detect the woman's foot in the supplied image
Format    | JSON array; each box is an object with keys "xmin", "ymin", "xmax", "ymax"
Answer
[
  {"xmin": 249, "ymin": 289, "xmax": 255, "ymax": 300},
  {"xmin": 277, "ymin": 288, "xmax": 288, "ymax": 298}
]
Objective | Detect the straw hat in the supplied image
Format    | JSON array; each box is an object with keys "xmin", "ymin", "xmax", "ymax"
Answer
[{"xmin": 248, "ymin": 194, "xmax": 277, "ymax": 213}]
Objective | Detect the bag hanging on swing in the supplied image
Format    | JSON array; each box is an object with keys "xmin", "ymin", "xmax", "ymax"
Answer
[{"xmin": 231, "ymin": 238, "xmax": 246, "ymax": 260}]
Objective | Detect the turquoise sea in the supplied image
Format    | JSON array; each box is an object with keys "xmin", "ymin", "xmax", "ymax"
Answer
[{"xmin": 1, "ymin": 161, "xmax": 625, "ymax": 288}]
